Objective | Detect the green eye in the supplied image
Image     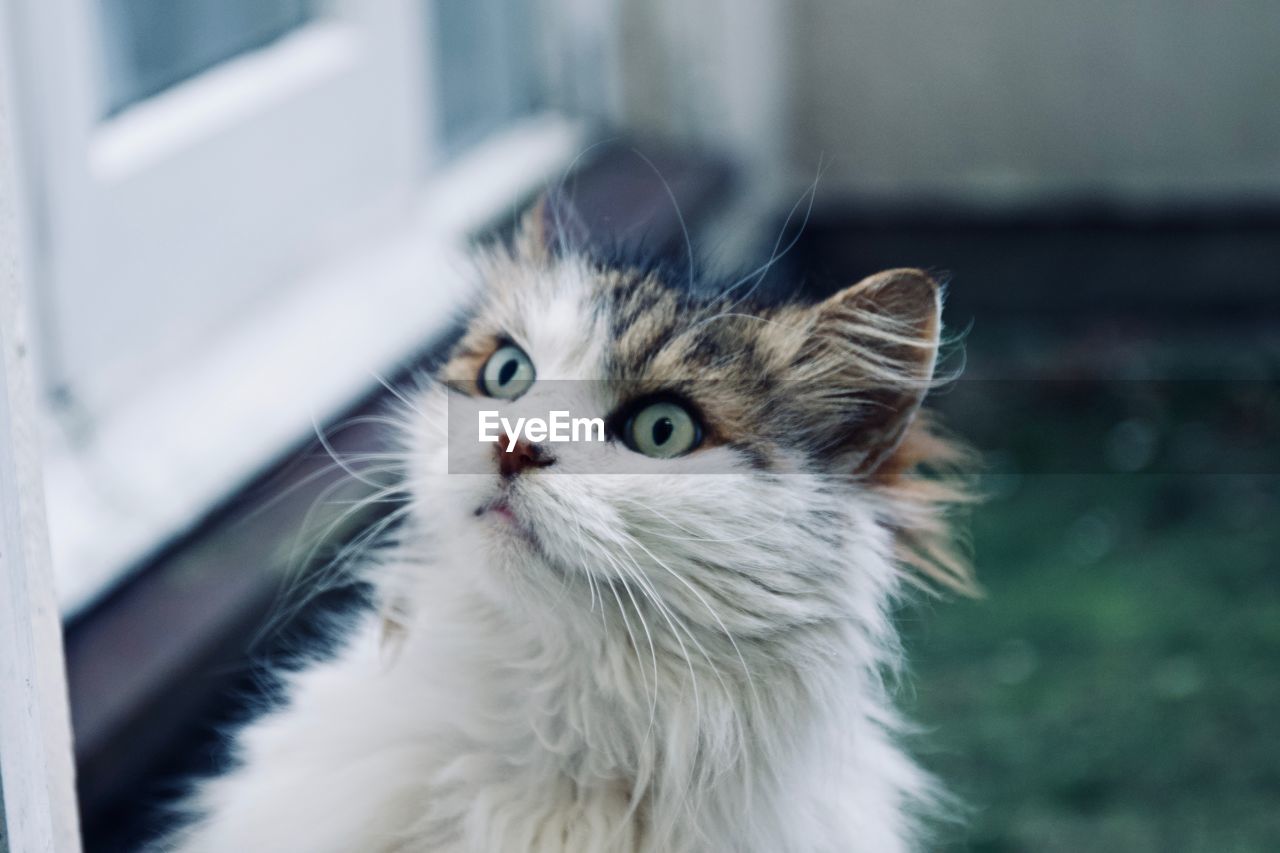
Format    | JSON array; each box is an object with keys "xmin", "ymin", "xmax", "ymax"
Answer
[
  {"xmin": 625, "ymin": 400, "xmax": 702, "ymax": 458},
  {"xmin": 479, "ymin": 344, "xmax": 535, "ymax": 399}
]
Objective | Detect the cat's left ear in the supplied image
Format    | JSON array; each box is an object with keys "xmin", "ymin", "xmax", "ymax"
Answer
[
  {"xmin": 790, "ymin": 268, "xmax": 942, "ymax": 473},
  {"xmin": 514, "ymin": 189, "xmax": 590, "ymax": 262}
]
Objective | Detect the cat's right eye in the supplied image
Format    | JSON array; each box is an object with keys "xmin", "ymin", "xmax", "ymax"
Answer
[
  {"xmin": 479, "ymin": 344, "xmax": 535, "ymax": 399},
  {"xmin": 624, "ymin": 400, "xmax": 702, "ymax": 458}
]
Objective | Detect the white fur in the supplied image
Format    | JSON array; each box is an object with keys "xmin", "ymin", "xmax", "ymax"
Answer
[{"xmin": 164, "ymin": 259, "xmax": 940, "ymax": 853}]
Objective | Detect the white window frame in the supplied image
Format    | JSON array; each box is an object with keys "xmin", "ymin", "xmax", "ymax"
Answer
[
  {"xmin": 7, "ymin": 0, "xmax": 593, "ymax": 614},
  {"xmin": 20, "ymin": 0, "xmax": 436, "ymax": 421},
  {"xmin": 1, "ymin": 12, "xmax": 80, "ymax": 844}
]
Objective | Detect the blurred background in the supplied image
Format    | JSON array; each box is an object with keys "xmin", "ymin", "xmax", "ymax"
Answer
[{"xmin": 2, "ymin": 1, "xmax": 1278, "ymax": 850}]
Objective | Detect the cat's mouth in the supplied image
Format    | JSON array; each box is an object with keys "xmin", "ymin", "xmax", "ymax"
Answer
[
  {"xmin": 474, "ymin": 495, "xmax": 537, "ymax": 543},
  {"xmin": 487, "ymin": 501, "xmax": 518, "ymax": 525},
  {"xmin": 474, "ymin": 496, "xmax": 515, "ymax": 522}
]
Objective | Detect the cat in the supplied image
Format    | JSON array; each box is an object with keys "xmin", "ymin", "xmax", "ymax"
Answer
[{"xmin": 161, "ymin": 197, "xmax": 973, "ymax": 853}]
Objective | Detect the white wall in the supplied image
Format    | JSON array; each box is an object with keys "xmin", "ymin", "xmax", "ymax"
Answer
[{"xmin": 789, "ymin": 1, "xmax": 1280, "ymax": 205}]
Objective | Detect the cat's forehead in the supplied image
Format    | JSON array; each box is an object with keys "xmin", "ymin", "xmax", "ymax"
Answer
[
  {"xmin": 604, "ymin": 269, "xmax": 806, "ymax": 383},
  {"xmin": 454, "ymin": 256, "xmax": 610, "ymax": 378},
  {"xmin": 464, "ymin": 255, "xmax": 807, "ymax": 382}
]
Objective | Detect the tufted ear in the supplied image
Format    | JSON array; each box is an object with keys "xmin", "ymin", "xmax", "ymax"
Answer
[
  {"xmin": 790, "ymin": 268, "xmax": 943, "ymax": 473},
  {"xmin": 513, "ymin": 189, "xmax": 591, "ymax": 262}
]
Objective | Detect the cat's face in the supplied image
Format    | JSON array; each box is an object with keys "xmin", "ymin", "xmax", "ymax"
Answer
[{"xmin": 402, "ymin": 207, "xmax": 945, "ymax": 637}]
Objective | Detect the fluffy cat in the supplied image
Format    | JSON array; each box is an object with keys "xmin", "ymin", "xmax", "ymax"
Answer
[{"xmin": 162, "ymin": 199, "xmax": 972, "ymax": 853}]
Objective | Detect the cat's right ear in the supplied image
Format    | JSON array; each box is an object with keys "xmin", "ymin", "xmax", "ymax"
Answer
[
  {"xmin": 514, "ymin": 189, "xmax": 590, "ymax": 262},
  {"xmin": 788, "ymin": 268, "xmax": 944, "ymax": 474}
]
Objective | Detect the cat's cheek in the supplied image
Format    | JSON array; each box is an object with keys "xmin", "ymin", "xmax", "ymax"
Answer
[
  {"xmin": 445, "ymin": 474, "xmax": 495, "ymax": 516},
  {"xmin": 406, "ymin": 466, "xmax": 496, "ymax": 535}
]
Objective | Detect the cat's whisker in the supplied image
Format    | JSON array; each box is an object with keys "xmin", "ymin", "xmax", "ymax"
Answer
[
  {"xmin": 610, "ymin": 543, "xmax": 703, "ymax": 730},
  {"xmin": 586, "ymin": 560, "xmax": 606, "ymax": 625},
  {"xmin": 254, "ymin": 501, "xmax": 412, "ymax": 652},
  {"xmin": 595, "ymin": 548, "xmax": 662, "ymax": 725},
  {"xmin": 307, "ymin": 451, "xmax": 408, "ymax": 465},
  {"xmin": 311, "ymin": 416, "xmax": 393, "ymax": 490},
  {"xmin": 719, "ymin": 164, "xmax": 822, "ymax": 306},
  {"xmin": 613, "ymin": 494, "xmax": 791, "ymax": 545},
  {"xmin": 552, "ymin": 137, "xmax": 619, "ymax": 205},
  {"xmin": 611, "ymin": 562, "xmax": 662, "ymax": 737},
  {"xmin": 620, "ymin": 532, "xmax": 763, "ymax": 771},
  {"xmin": 269, "ymin": 472, "xmax": 398, "ymax": 610},
  {"xmin": 279, "ymin": 478, "xmax": 410, "ymax": 593},
  {"xmin": 601, "ymin": 570, "xmax": 653, "ymax": 716},
  {"xmin": 326, "ymin": 413, "xmax": 415, "ymax": 431},
  {"xmin": 612, "ymin": 540, "xmax": 756, "ymax": 798},
  {"xmin": 681, "ymin": 310, "xmax": 800, "ymax": 342},
  {"xmin": 607, "ymin": 550, "xmax": 710, "ymax": 841},
  {"xmin": 324, "ymin": 494, "xmax": 411, "ymax": 507},
  {"xmin": 630, "ymin": 147, "xmax": 695, "ymax": 294},
  {"xmin": 301, "ymin": 500, "xmax": 410, "ymax": 589},
  {"xmin": 290, "ymin": 480, "xmax": 409, "ymax": 572},
  {"xmin": 237, "ymin": 447, "xmax": 403, "ymax": 526},
  {"xmin": 368, "ymin": 369, "xmax": 425, "ymax": 416},
  {"xmin": 561, "ymin": 507, "xmax": 606, "ymax": 622}
]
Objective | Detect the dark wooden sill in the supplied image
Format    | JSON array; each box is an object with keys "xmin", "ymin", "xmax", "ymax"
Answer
[{"xmin": 65, "ymin": 138, "xmax": 734, "ymax": 853}]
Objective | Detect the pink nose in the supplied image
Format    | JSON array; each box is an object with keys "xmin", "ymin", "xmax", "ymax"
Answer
[{"xmin": 497, "ymin": 433, "xmax": 553, "ymax": 478}]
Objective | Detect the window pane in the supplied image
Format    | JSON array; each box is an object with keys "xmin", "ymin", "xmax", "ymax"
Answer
[
  {"xmin": 99, "ymin": 0, "xmax": 317, "ymax": 115},
  {"xmin": 428, "ymin": 0, "xmax": 539, "ymax": 154}
]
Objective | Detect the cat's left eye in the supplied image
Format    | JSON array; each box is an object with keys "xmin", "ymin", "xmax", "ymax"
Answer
[
  {"xmin": 479, "ymin": 344, "xmax": 535, "ymax": 399},
  {"xmin": 624, "ymin": 400, "xmax": 702, "ymax": 459}
]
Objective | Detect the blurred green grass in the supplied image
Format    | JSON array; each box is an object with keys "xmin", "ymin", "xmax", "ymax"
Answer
[{"xmin": 907, "ymin": 471, "xmax": 1280, "ymax": 852}]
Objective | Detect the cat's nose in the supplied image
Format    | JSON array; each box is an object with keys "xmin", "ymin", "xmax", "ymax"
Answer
[{"xmin": 496, "ymin": 434, "xmax": 554, "ymax": 478}]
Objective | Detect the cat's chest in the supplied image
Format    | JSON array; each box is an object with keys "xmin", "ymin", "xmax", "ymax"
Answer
[
  {"xmin": 461, "ymin": 652, "xmax": 644, "ymax": 775},
  {"xmin": 390, "ymin": 618, "xmax": 642, "ymax": 766},
  {"xmin": 394, "ymin": 655, "xmax": 648, "ymax": 850}
]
